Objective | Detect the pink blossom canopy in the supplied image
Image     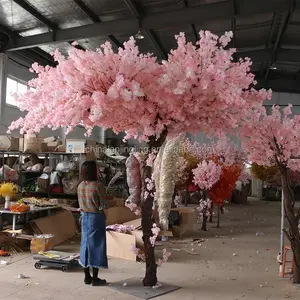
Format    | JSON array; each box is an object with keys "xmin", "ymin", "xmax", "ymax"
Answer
[
  {"xmin": 240, "ymin": 105, "xmax": 300, "ymax": 171},
  {"xmin": 192, "ymin": 161, "xmax": 222, "ymax": 190},
  {"xmin": 9, "ymin": 31, "xmax": 271, "ymax": 141}
]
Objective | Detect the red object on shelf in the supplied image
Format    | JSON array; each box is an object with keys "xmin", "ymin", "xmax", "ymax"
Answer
[
  {"xmin": 51, "ymin": 186, "xmax": 64, "ymax": 193},
  {"xmin": 0, "ymin": 250, "xmax": 9, "ymax": 257},
  {"xmin": 188, "ymin": 184, "xmax": 199, "ymax": 192}
]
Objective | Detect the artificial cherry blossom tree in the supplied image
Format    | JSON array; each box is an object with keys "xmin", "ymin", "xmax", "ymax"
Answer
[
  {"xmin": 193, "ymin": 160, "xmax": 221, "ymax": 230},
  {"xmin": 9, "ymin": 30, "xmax": 270, "ymax": 286},
  {"xmin": 240, "ymin": 105, "xmax": 300, "ymax": 283}
]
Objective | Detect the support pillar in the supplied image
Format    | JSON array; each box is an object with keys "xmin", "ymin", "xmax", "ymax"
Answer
[
  {"xmin": 251, "ymin": 177, "xmax": 263, "ymax": 198},
  {"xmin": 98, "ymin": 127, "xmax": 105, "ymax": 144},
  {"xmin": 60, "ymin": 127, "xmax": 66, "ymax": 143},
  {"xmin": 0, "ymin": 53, "xmax": 8, "ymax": 122}
]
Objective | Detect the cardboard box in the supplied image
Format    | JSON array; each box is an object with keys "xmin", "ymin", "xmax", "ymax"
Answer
[
  {"xmin": 22, "ymin": 134, "xmax": 46, "ymax": 153},
  {"xmin": 106, "ymin": 219, "xmax": 144, "ymax": 261},
  {"xmin": 0, "ymin": 135, "xmax": 19, "ymax": 151},
  {"xmin": 170, "ymin": 207, "xmax": 198, "ymax": 237},
  {"xmin": 47, "ymin": 141, "xmax": 62, "ymax": 152},
  {"xmin": 44, "ymin": 137, "xmax": 57, "ymax": 144},
  {"xmin": 66, "ymin": 139, "xmax": 85, "ymax": 153},
  {"xmin": 104, "ymin": 206, "xmax": 140, "ymax": 226},
  {"xmin": 106, "ymin": 197, "xmax": 125, "ymax": 208},
  {"xmin": 66, "ymin": 139, "xmax": 97, "ymax": 159},
  {"xmin": 29, "ymin": 210, "xmax": 77, "ymax": 247},
  {"xmin": 30, "ymin": 237, "xmax": 53, "ymax": 254}
]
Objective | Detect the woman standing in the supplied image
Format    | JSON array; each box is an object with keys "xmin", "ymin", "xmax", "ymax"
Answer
[{"xmin": 78, "ymin": 160, "xmax": 108, "ymax": 286}]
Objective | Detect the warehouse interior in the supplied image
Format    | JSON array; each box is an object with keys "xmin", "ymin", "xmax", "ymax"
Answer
[
  {"xmin": 0, "ymin": 1, "xmax": 300, "ymax": 300},
  {"xmin": 1, "ymin": 0, "xmax": 300, "ymax": 140}
]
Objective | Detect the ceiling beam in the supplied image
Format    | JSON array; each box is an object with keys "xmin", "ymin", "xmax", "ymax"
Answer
[
  {"xmin": 0, "ymin": 23, "xmax": 54, "ymax": 65},
  {"xmin": 6, "ymin": 0, "xmax": 291, "ymax": 51},
  {"xmin": 182, "ymin": 0, "xmax": 198, "ymax": 44},
  {"xmin": 13, "ymin": 0, "xmax": 86, "ymax": 51},
  {"xmin": 71, "ymin": 0, "xmax": 99, "ymax": 23},
  {"xmin": 71, "ymin": 0, "xmax": 122, "ymax": 49},
  {"xmin": 237, "ymin": 48, "xmax": 300, "ymax": 63},
  {"xmin": 264, "ymin": 0, "xmax": 295, "ymax": 79},
  {"xmin": 231, "ymin": 0, "xmax": 237, "ymax": 48},
  {"xmin": 12, "ymin": 0, "xmax": 57, "ymax": 30},
  {"xmin": 123, "ymin": 0, "xmax": 167, "ymax": 59},
  {"xmin": 266, "ymin": 12, "xmax": 279, "ymax": 48},
  {"xmin": 255, "ymin": 77, "xmax": 300, "ymax": 93},
  {"xmin": 260, "ymin": 12, "xmax": 279, "ymax": 76}
]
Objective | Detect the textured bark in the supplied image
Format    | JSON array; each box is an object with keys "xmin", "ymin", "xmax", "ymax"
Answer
[
  {"xmin": 141, "ymin": 131, "xmax": 167, "ymax": 287},
  {"xmin": 209, "ymin": 202, "xmax": 213, "ymax": 223},
  {"xmin": 201, "ymin": 191, "xmax": 208, "ymax": 231},
  {"xmin": 280, "ymin": 166, "xmax": 300, "ymax": 284},
  {"xmin": 141, "ymin": 164, "xmax": 157, "ymax": 287},
  {"xmin": 216, "ymin": 205, "xmax": 220, "ymax": 228},
  {"xmin": 185, "ymin": 184, "xmax": 189, "ymax": 206}
]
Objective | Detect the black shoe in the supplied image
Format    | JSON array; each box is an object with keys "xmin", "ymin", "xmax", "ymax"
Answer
[
  {"xmin": 92, "ymin": 278, "xmax": 107, "ymax": 286},
  {"xmin": 84, "ymin": 277, "xmax": 92, "ymax": 285}
]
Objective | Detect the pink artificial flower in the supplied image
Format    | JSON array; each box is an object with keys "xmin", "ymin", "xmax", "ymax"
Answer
[
  {"xmin": 8, "ymin": 31, "xmax": 270, "ymax": 144},
  {"xmin": 192, "ymin": 161, "xmax": 221, "ymax": 190},
  {"xmin": 150, "ymin": 223, "xmax": 161, "ymax": 247},
  {"xmin": 125, "ymin": 201, "xmax": 141, "ymax": 216}
]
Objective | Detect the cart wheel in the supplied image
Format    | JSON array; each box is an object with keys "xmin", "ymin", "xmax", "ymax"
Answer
[
  {"xmin": 61, "ymin": 266, "xmax": 68, "ymax": 272},
  {"xmin": 34, "ymin": 262, "xmax": 41, "ymax": 269}
]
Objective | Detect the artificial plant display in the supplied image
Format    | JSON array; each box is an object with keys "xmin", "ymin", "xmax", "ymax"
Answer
[
  {"xmin": 240, "ymin": 104, "xmax": 300, "ymax": 283},
  {"xmin": 173, "ymin": 136, "xmax": 249, "ymax": 228},
  {"xmin": 250, "ymin": 163, "xmax": 278, "ymax": 182},
  {"xmin": 8, "ymin": 30, "xmax": 270, "ymax": 286},
  {"xmin": 0, "ymin": 182, "xmax": 18, "ymax": 210}
]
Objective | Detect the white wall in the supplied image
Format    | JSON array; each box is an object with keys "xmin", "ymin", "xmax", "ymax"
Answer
[{"xmin": 7, "ymin": 55, "xmax": 34, "ymax": 82}]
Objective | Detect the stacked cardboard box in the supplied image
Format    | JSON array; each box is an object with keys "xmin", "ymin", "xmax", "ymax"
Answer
[
  {"xmin": 0, "ymin": 135, "xmax": 19, "ymax": 151},
  {"xmin": 106, "ymin": 218, "xmax": 144, "ymax": 262}
]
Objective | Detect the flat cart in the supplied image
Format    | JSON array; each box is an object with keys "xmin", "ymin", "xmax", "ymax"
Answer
[{"xmin": 33, "ymin": 251, "xmax": 80, "ymax": 272}]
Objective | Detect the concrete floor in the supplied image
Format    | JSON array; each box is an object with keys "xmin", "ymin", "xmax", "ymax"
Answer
[{"xmin": 0, "ymin": 199, "xmax": 299, "ymax": 300}]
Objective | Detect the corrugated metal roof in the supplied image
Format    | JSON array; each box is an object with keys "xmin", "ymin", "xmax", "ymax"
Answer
[{"xmin": 0, "ymin": 0, "xmax": 300, "ymax": 92}]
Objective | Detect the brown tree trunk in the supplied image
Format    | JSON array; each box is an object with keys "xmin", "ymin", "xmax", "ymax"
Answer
[
  {"xmin": 185, "ymin": 184, "xmax": 189, "ymax": 206},
  {"xmin": 141, "ymin": 131, "xmax": 167, "ymax": 287},
  {"xmin": 209, "ymin": 202, "xmax": 213, "ymax": 223},
  {"xmin": 201, "ymin": 191, "xmax": 208, "ymax": 231},
  {"xmin": 280, "ymin": 166, "xmax": 300, "ymax": 284},
  {"xmin": 220, "ymin": 204, "xmax": 225, "ymax": 214},
  {"xmin": 141, "ymin": 164, "xmax": 157, "ymax": 286},
  {"xmin": 216, "ymin": 205, "xmax": 220, "ymax": 228}
]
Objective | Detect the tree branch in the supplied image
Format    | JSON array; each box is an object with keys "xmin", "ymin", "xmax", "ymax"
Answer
[
  {"xmin": 283, "ymin": 228, "xmax": 293, "ymax": 242},
  {"xmin": 296, "ymin": 206, "xmax": 300, "ymax": 224}
]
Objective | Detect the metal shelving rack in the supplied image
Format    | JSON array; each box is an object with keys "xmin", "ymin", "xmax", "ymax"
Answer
[
  {"xmin": 0, "ymin": 151, "xmax": 22, "ymax": 182},
  {"xmin": 1, "ymin": 151, "xmax": 85, "ymax": 202}
]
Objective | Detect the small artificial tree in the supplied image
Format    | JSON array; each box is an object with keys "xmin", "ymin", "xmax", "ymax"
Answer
[
  {"xmin": 9, "ymin": 31, "xmax": 270, "ymax": 286},
  {"xmin": 240, "ymin": 105, "xmax": 300, "ymax": 283},
  {"xmin": 179, "ymin": 137, "xmax": 247, "ymax": 228},
  {"xmin": 209, "ymin": 165, "xmax": 241, "ymax": 227},
  {"xmin": 192, "ymin": 160, "xmax": 221, "ymax": 230}
]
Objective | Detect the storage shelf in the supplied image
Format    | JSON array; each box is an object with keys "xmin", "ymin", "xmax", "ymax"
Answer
[
  {"xmin": 22, "ymin": 191, "xmax": 78, "ymax": 199},
  {"xmin": 22, "ymin": 171, "xmax": 45, "ymax": 174},
  {"xmin": 21, "ymin": 152, "xmax": 84, "ymax": 155},
  {"xmin": 22, "ymin": 191, "xmax": 48, "ymax": 196},
  {"xmin": 51, "ymin": 193, "xmax": 78, "ymax": 198}
]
